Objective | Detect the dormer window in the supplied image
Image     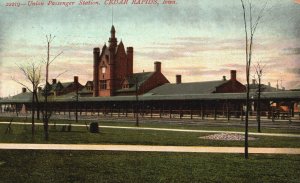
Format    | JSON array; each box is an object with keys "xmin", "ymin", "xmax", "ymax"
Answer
[{"xmin": 123, "ymin": 84, "xmax": 129, "ymax": 89}]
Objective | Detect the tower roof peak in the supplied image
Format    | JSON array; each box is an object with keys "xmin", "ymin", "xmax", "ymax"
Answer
[{"xmin": 111, "ymin": 25, "xmax": 116, "ymax": 33}]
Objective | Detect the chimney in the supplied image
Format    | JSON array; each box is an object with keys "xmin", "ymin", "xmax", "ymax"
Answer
[
  {"xmin": 74, "ymin": 76, "xmax": 78, "ymax": 83},
  {"xmin": 93, "ymin": 47, "xmax": 100, "ymax": 97},
  {"xmin": 223, "ymin": 76, "xmax": 226, "ymax": 81},
  {"xmin": 127, "ymin": 47, "xmax": 133, "ymax": 76},
  {"xmin": 52, "ymin": 79, "xmax": 57, "ymax": 84},
  {"xmin": 268, "ymin": 82, "xmax": 271, "ymax": 87},
  {"xmin": 252, "ymin": 79, "xmax": 256, "ymax": 85},
  {"xmin": 230, "ymin": 70, "xmax": 236, "ymax": 80},
  {"xmin": 22, "ymin": 88, "xmax": 26, "ymax": 93},
  {"xmin": 154, "ymin": 61, "xmax": 161, "ymax": 73},
  {"xmin": 176, "ymin": 75, "xmax": 182, "ymax": 84}
]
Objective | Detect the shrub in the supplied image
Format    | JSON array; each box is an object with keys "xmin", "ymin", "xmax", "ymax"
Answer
[{"xmin": 89, "ymin": 122, "xmax": 99, "ymax": 133}]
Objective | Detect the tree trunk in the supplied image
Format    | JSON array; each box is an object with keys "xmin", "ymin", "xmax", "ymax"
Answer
[
  {"xmin": 257, "ymin": 77, "xmax": 261, "ymax": 132},
  {"xmin": 44, "ymin": 41, "xmax": 50, "ymax": 141},
  {"xmin": 245, "ymin": 75, "xmax": 249, "ymax": 159},
  {"xmin": 31, "ymin": 91, "xmax": 35, "ymax": 137}
]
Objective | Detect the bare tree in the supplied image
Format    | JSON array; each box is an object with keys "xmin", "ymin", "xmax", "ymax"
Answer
[
  {"xmin": 254, "ymin": 62, "xmax": 266, "ymax": 133},
  {"xmin": 12, "ymin": 62, "xmax": 42, "ymax": 137},
  {"xmin": 42, "ymin": 34, "xmax": 63, "ymax": 141},
  {"xmin": 240, "ymin": 0, "xmax": 268, "ymax": 159}
]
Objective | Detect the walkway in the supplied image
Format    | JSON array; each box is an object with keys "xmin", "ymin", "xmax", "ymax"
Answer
[
  {"xmin": 0, "ymin": 121, "xmax": 300, "ymax": 138},
  {"xmin": 0, "ymin": 143, "xmax": 300, "ymax": 154}
]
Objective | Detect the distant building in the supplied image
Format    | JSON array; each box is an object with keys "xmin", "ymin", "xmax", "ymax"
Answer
[
  {"xmin": 92, "ymin": 25, "xmax": 169, "ymax": 97},
  {"xmin": 78, "ymin": 81, "xmax": 93, "ymax": 97},
  {"xmin": 46, "ymin": 76, "xmax": 83, "ymax": 96},
  {"xmin": 149, "ymin": 70, "xmax": 246, "ymax": 95},
  {"xmin": 248, "ymin": 80, "xmax": 283, "ymax": 93}
]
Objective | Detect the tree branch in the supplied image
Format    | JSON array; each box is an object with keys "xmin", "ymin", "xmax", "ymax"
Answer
[
  {"xmin": 252, "ymin": 1, "xmax": 268, "ymax": 36},
  {"xmin": 55, "ymin": 70, "xmax": 68, "ymax": 79},
  {"xmin": 11, "ymin": 77, "xmax": 32, "ymax": 93},
  {"xmin": 49, "ymin": 51, "xmax": 63, "ymax": 64}
]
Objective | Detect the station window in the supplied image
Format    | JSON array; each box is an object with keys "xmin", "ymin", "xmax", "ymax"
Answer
[
  {"xmin": 101, "ymin": 66, "xmax": 106, "ymax": 74},
  {"xmin": 100, "ymin": 80, "xmax": 107, "ymax": 90}
]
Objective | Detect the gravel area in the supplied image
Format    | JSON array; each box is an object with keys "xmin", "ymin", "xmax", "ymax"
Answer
[{"xmin": 200, "ymin": 133, "xmax": 257, "ymax": 141}]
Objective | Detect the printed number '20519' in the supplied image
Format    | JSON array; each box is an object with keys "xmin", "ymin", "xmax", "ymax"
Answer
[{"xmin": 6, "ymin": 2, "xmax": 21, "ymax": 7}]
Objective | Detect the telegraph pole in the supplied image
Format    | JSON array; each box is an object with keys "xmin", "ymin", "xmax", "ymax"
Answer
[
  {"xmin": 75, "ymin": 82, "xmax": 78, "ymax": 123},
  {"xmin": 135, "ymin": 77, "xmax": 139, "ymax": 127}
]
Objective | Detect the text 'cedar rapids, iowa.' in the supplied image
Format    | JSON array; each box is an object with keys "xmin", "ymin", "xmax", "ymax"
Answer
[{"xmin": 5, "ymin": 0, "xmax": 176, "ymax": 7}]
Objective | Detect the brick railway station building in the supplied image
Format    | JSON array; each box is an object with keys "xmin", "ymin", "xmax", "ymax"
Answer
[
  {"xmin": 93, "ymin": 25, "xmax": 169, "ymax": 97},
  {"xmin": 1, "ymin": 26, "xmax": 300, "ymax": 121}
]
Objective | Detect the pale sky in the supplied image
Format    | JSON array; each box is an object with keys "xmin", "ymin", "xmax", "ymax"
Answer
[{"xmin": 0, "ymin": 0, "xmax": 300, "ymax": 97}]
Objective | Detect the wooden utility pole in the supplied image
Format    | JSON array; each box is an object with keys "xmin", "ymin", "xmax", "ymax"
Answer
[
  {"xmin": 75, "ymin": 82, "xmax": 79, "ymax": 123},
  {"xmin": 240, "ymin": 0, "xmax": 268, "ymax": 159},
  {"xmin": 135, "ymin": 77, "xmax": 139, "ymax": 127},
  {"xmin": 43, "ymin": 35, "xmax": 63, "ymax": 141}
]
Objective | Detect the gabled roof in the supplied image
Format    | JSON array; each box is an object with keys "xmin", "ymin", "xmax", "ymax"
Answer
[
  {"xmin": 77, "ymin": 81, "xmax": 93, "ymax": 94},
  {"xmin": 128, "ymin": 72, "xmax": 154, "ymax": 85},
  {"xmin": 85, "ymin": 81, "xmax": 93, "ymax": 87},
  {"xmin": 99, "ymin": 44, "xmax": 108, "ymax": 60},
  {"xmin": 116, "ymin": 72, "xmax": 154, "ymax": 92},
  {"xmin": 60, "ymin": 82, "xmax": 73, "ymax": 88},
  {"xmin": 50, "ymin": 82, "xmax": 63, "ymax": 92},
  {"xmin": 48, "ymin": 82, "xmax": 73, "ymax": 93},
  {"xmin": 4, "ymin": 92, "xmax": 33, "ymax": 102},
  {"xmin": 148, "ymin": 80, "xmax": 228, "ymax": 95},
  {"xmin": 116, "ymin": 41, "xmax": 125, "ymax": 54}
]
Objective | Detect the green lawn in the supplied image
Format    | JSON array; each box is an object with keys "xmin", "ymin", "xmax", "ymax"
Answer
[
  {"xmin": 1, "ymin": 124, "xmax": 300, "ymax": 147},
  {"xmin": 1, "ymin": 117, "xmax": 300, "ymax": 183},
  {"xmin": 0, "ymin": 150, "xmax": 299, "ymax": 183},
  {"xmin": 1, "ymin": 116, "xmax": 300, "ymax": 134}
]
